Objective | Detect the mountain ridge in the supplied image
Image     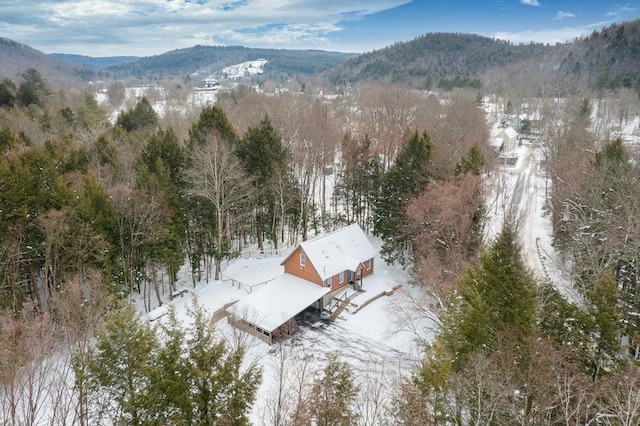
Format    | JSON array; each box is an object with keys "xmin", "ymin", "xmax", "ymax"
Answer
[
  {"xmin": 0, "ymin": 37, "xmax": 93, "ymax": 83},
  {"xmin": 3, "ymin": 19, "xmax": 638, "ymax": 93}
]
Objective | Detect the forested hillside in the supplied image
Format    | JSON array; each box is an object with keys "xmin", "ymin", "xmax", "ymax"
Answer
[
  {"xmin": 102, "ymin": 45, "xmax": 356, "ymax": 81},
  {"xmin": 326, "ymin": 20, "xmax": 640, "ymax": 94},
  {"xmin": 327, "ymin": 32, "xmax": 555, "ymax": 89},
  {"xmin": 0, "ymin": 37, "xmax": 94, "ymax": 82},
  {"xmin": 50, "ymin": 53, "xmax": 140, "ymax": 69},
  {"xmin": 557, "ymin": 20, "xmax": 640, "ymax": 91}
]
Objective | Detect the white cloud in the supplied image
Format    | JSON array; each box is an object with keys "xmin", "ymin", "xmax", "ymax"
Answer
[
  {"xmin": 553, "ymin": 11, "xmax": 576, "ymax": 21},
  {"xmin": 218, "ymin": 23, "xmax": 341, "ymax": 46},
  {"xmin": 0, "ymin": 0, "xmax": 412, "ymax": 56},
  {"xmin": 605, "ymin": 4, "xmax": 640, "ymax": 17},
  {"xmin": 519, "ymin": 0, "xmax": 540, "ymax": 6},
  {"xmin": 491, "ymin": 25, "xmax": 598, "ymax": 45}
]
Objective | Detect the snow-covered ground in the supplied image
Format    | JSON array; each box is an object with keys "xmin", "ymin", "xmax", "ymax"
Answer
[
  {"xmin": 147, "ymin": 235, "xmax": 430, "ymax": 424},
  {"xmin": 483, "ymin": 139, "xmax": 580, "ymax": 303},
  {"xmin": 483, "ymin": 98, "xmax": 640, "ymax": 305}
]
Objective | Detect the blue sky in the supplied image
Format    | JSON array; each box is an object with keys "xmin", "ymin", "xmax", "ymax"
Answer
[{"xmin": 0, "ymin": 0, "xmax": 638, "ymax": 57}]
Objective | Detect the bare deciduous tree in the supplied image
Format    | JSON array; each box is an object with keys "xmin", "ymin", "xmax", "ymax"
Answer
[
  {"xmin": 407, "ymin": 174, "xmax": 484, "ymax": 311},
  {"xmin": 595, "ymin": 364, "xmax": 640, "ymax": 426},
  {"xmin": 184, "ymin": 135, "xmax": 254, "ymax": 280}
]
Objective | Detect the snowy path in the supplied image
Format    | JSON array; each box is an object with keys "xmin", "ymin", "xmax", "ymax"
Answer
[{"xmin": 484, "ymin": 140, "xmax": 580, "ymax": 303}]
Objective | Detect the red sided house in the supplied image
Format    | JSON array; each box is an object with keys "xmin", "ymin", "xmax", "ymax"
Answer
[{"xmin": 226, "ymin": 223, "xmax": 376, "ymax": 344}]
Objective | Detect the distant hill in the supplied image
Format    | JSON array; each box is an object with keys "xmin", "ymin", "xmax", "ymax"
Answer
[
  {"xmin": 326, "ymin": 20, "xmax": 640, "ymax": 93},
  {"xmin": 555, "ymin": 20, "xmax": 640, "ymax": 91},
  {"xmin": 3, "ymin": 19, "xmax": 638, "ymax": 93},
  {"xmin": 50, "ymin": 53, "xmax": 140, "ymax": 69},
  {"xmin": 0, "ymin": 37, "xmax": 93, "ymax": 82},
  {"xmin": 102, "ymin": 45, "xmax": 356, "ymax": 81},
  {"xmin": 326, "ymin": 32, "xmax": 557, "ymax": 89}
]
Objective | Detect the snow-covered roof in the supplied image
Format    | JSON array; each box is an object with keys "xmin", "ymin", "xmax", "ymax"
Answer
[
  {"xmin": 498, "ymin": 127, "xmax": 517, "ymax": 139},
  {"xmin": 295, "ymin": 223, "xmax": 376, "ymax": 281},
  {"xmin": 227, "ymin": 274, "xmax": 330, "ymax": 332},
  {"xmin": 221, "ymin": 257, "xmax": 284, "ymax": 288}
]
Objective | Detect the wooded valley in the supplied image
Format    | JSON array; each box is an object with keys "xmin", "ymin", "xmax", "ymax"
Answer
[{"xmin": 0, "ymin": 19, "xmax": 639, "ymax": 425}]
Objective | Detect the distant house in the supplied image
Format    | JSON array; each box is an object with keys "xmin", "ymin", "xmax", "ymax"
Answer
[
  {"xmin": 496, "ymin": 127, "xmax": 518, "ymax": 152},
  {"xmin": 226, "ymin": 224, "xmax": 376, "ymax": 344}
]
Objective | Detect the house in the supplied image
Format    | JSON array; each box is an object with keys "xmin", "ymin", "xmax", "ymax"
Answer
[
  {"xmin": 226, "ymin": 223, "xmax": 376, "ymax": 344},
  {"xmin": 496, "ymin": 126, "xmax": 518, "ymax": 152},
  {"xmin": 281, "ymin": 223, "xmax": 376, "ymax": 308}
]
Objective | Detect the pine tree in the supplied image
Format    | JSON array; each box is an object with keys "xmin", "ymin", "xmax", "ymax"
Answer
[
  {"xmin": 454, "ymin": 143, "xmax": 486, "ymax": 176},
  {"xmin": 17, "ymin": 69, "xmax": 49, "ymax": 107},
  {"xmin": 587, "ymin": 272, "xmax": 621, "ymax": 379},
  {"xmin": 334, "ymin": 133, "xmax": 382, "ymax": 230},
  {"xmin": 183, "ymin": 298, "xmax": 262, "ymax": 425},
  {"xmin": 74, "ymin": 299, "xmax": 262, "ymax": 424},
  {"xmin": 0, "ymin": 78, "xmax": 16, "ymax": 108},
  {"xmin": 374, "ymin": 130, "xmax": 432, "ymax": 264}
]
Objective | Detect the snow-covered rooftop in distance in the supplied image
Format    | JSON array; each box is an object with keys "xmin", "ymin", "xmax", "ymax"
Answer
[
  {"xmin": 227, "ymin": 274, "xmax": 330, "ymax": 333},
  {"xmin": 221, "ymin": 257, "xmax": 284, "ymax": 289},
  {"xmin": 498, "ymin": 126, "xmax": 518, "ymax": 139},
  {"xmin": 297, "ymin": 223, "xmax": 377, "ymax": 281}
]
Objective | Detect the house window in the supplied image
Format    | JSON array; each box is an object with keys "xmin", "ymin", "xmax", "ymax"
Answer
[
  {"xmin": 339, "ymin": 271, "xmax": 344, "ymax": 283},
  {"xmin": 325, "ymin": 278, "xmax": 332, "ymax": 287},
  {"xmin": 300, "ymin": 253, "xmax": 306, "ymax": 266},
  {"xmin": 365, "ymin": 259, "xmax": 371, "ymax": 270}
]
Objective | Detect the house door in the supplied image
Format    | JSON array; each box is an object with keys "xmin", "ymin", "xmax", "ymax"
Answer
[{"xmin": 347, "ymin": 270, "xmax": 354, "ymax": 283}]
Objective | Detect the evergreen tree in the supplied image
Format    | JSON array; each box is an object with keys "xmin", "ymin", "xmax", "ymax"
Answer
[
  {"xmin": 237, "ymin": 115, "xmax": 294, "ymax": 251},
  {"xmin": 373, "ymin": 130, "xmax": 432, "ymax": 264},
  {"xmin": 139, "ymin": 127, "xmax": 185, "ymax": 186},
  {"xmin": 310, "ymin": 352, "xmax": 359, "ymax": 426},
  {"xmin": 538, "ymin": 283, "xmax": 593, "ymax": 368},
  {"xmin": 334, "ymin": 133, "xmax": 382, "ymax": 231},
  {"xmin": 454, "ymin": 143, "xmax": 486, "ymax": 176},
  {"xmin": 587, "ymin": 272, "xmax": 621, "ymax": 378},
  {"xmin": 17, "ymin": 69, "xmax": 49, "ymax": 107},
  {"xmin": 439, "ymin": 223, "xmax": 537, "ymax": 370},
  {"xmin": 182, "ymin": 298, "xmax": 262, "ymax": 425},
  {"xmin": 76, "ymin": 92, "xmax": 108, "ymax": 130},
  {"xmin": 0, "ymin": 126, "xmax": 17, "ymax": 154},
  {"xmin": 116, "ymin": 97, "xmax": 158, "ymax": 132},
  {"xmin": 187, "ymin": 104, "xmax": 239, "ymax": 148},
  {"xmin": 148, "ymin": 308, "xmax": 192, "ymax": 423},
  {"xmin": 184, "ymin": 105, "xmax": 241, "ymax": 281},
  {"xmin": 0, "ymin": 78, "xmax": 16, "ymax": 108},
  {"xmin": 74, "ymin": 299, "xmax": 262, "ymax": 425},
  {"xmin": 74, "ymin": 304, "xmax": 159, "ymax": 425},
  {"xmin": 137, "ymin": 127, "xmax": 186, "ymax": 286}
]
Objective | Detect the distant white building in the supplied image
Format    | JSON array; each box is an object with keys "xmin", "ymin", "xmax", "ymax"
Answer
[{"xmin": 495, "ymin": 126, "xmax": 518, "ymax": 152}]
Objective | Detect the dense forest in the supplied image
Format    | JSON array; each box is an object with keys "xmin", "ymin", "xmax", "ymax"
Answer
[
  {"xmin": 327, "ymin": 32, "xmax": 555, "ymax": 89},
  {"xmin": 327, "ymin": 20, "xmax": 640, "ymax": 94},
  {"xmin": 1, "ymin": 20, "xmax": 640, "ymax": 425}
]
